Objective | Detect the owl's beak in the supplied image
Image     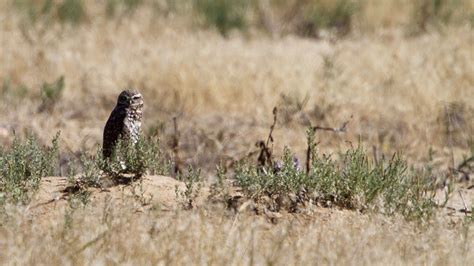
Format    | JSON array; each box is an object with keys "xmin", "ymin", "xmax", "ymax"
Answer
[
  {"xmin": 130, "ymin": 94, "xmax": 143, "ymax": 107},
  {"xmin": 132, "ymin": 94, "xmax": 142, "ymax": 100}
]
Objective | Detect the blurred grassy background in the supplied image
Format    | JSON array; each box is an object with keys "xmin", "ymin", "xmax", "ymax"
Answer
[
  {"xmin": 0, "ymin": 1, "xmax": 473, "ymax": 263},
  {"xmin": 0, "ymin": 0, "xmax": 473, "ymax": 176}
]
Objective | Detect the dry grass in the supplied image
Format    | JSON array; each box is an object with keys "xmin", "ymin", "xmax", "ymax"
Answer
[
  {"xmin": 0, "ymin": 172, "xmax": 471, "ymax": 265},
  {"xmin": 1, "ymin": 2, "xmax": 472, "ymax": 174},
  {"xmin": 1, "ymin": 201, "xmax": 473, "ymax": 265},
  {"xmin": 1, "ymin": 1, "xmax": 474, "ymax": 264}
]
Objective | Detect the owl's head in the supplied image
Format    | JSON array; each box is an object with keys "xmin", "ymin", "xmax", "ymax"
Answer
[{"xmin": 117, "ymin": 89, "xmax": 143, "ymax": 109}]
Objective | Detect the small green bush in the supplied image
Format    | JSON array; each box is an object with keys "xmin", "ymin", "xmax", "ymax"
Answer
[
  {"xmin": 0, "ymin": 133, "xmax": 60, "ymax": 205},
  {"xmin": 300, "ymin": 0, "xmax": 358, "ymax": 37},
  {"xmin": 410, "ymin": 0, "xmax": 468, "ymax": 34},
  {"xmin": 234, "ymin": 129, "xmax": 437, "ymax": 220},
  {"xmin": 1, "ymin": 79, "xmax": 29, "ymax": 101},
  {"xmin": 57, "ymin": 0, "xmax": 86, "ymax": 24},
  {"xmin": 106, "ymin": 0, "xmax": 143, "ymax": 17},
  {"xmin": 39, "ymin": 75, "xmax": 64, "ymax": 112},
  {"xmin": 100, "ymin": 136, "xmax": 170, "ymax": 179},
  {"xmin": 194, "ymin": 0, "xmax": 249, "ymax": 36},
  {"xmin": 66, "ymin": 136, "xmax": 170, "ymax": 192},
  {"xmin": 13, "ymin": 0, "xmax": 53, "ymax": 23},
  {"xmin": 176, "ymin": 166, "xmax": 202, "ymax": 209},
  {"xmin": 14, "ymin": 0, "xmax": 85, "ymax": 25},
  {"xmin": 235, "ymin": 148, "xmax": 306, "ymax": 200}
]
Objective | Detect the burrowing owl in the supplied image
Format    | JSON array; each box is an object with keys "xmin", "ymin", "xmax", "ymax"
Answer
[{"xmin": 102, "ymin": 89, "xmax": 144, "ymax": 158}]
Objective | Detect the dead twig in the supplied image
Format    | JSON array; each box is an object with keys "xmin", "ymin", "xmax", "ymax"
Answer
[
  {"xmin": 256, "ymin": 0, "xmax": 279, "ymax": 37},
  {"xmin": 305, "ymin": 138, "xmax": 320, "ymax": 175},
  {"xmin": 306, "ymin": 116, "xmax": 352, "ymax": 174},
  {"xmin": 305, "ymin": 142, "xmax": 311, "ymax": 175},
  {"xmin": 458, "ymin": 191, "xmax": 469, "ymax": 216},
  {"xmin": 266, "ymin": 107, "xmax": 278, "ymax": 148},
  {"xmin": 448, "ymin": 155, "xmax": 474, "ymax": 181},
  {"xmin": 172, "ymin": 116, "xmax": 182, "ymax": 176},
  {"xmin": 458, "ymin": 155, "xmax": 474, "ymax": 171},
  {"xmin": 75, "ymin": 230, "xmax": 109, "ymax": 253},
  {"xmin": 312, "ymin": 115, "xmax": 352, "ymax": 133},
  {"xmin": 372, "ymin": 145, "xmax": 379, "ymax": 166},
  {"xmin": 257, "ymin": 107, "xmax": 278, "ymax": 169}
]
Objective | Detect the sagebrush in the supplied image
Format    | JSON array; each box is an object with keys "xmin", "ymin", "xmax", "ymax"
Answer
[
  {"xmin": 0, "ymin": 133, "xmax": 59, "ymax": 205},
  {"xmin": 235, "ymin": 129, "xmax": 438, "ymax": 220}
]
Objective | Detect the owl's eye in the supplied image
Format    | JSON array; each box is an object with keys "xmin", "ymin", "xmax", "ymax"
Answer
[{"xmin": 132, "ymin": 95, "xmax": 141, "ymax": 100}]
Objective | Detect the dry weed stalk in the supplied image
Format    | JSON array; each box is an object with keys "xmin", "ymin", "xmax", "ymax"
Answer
[
  {"xmin": 172, "ymin": 116, "xmax": 183, "ymax": 176},
  {"xmin": 306, "ymin": 116, "xmax": 353, "ymax": 174},
  {"xmin": 257, "ymin": 107, "xmax": 278, "ymax": 169},
  {"xmin": 450, "ymin": 155, "xmax": 474, "ymax": 181},
  {"xmin": 458, "ymin": 191, "xmax": 471, "ymax": 215}
]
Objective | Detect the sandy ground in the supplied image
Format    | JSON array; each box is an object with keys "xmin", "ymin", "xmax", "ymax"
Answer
[
  {"xmin": 22, "ymin": 174, "xmax": 473, "ymax": 224},
  {"xmin": 26, "ymin": 175, "xmax": 186, "ymax": 223}
]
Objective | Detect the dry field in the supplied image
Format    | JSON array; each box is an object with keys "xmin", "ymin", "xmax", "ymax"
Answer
[
  {"xmin": 0, "ymin": 175, "xmax": 473, "ymax": 265},
  {"xmin": 0, "ymin": 0, "xmax": 473, "ymax": 264}
]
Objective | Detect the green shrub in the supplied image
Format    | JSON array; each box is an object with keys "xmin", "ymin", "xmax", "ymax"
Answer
[
  {"xmin": 194, "ymin": 0, "xmax": 249, "ymax": 36},
  {"xmin": 106, "ymin": 0, "xmax": 143, "ymax": 17},
  {"xmin": 410, "ymin": 0, "xmax": 468, "ymax": 34},
  {"xmin": 234, "ymin": 129, "xmax": 437, "ymax": 220},
  {"xmin": 0, "ymin": 132, "xmax": 60, "ymax": 205},
  {"xmin": 235, "ymin": 148, "xmax": 305, "ymax": 199},
  {"xmin": 1, "ymin": 79, "xmax": 29, "ymax": 101},
  {"xmin": 57, "ymin": 0, "xmax": 85, "ymax": 24},
  {"xmin": 13, "ymin": 0, "xmax": 53, "ymax": 23},
  {"xmin": 66, "ymin": 136, "xmax": 170, "ymax": 192},
  {"xmin": 39, "ymin": 75, "xmax": 64, "ymax": 112},
  {"xmin": 14, "ymin": 0, "xmax": 85, "ymax": 25},
  {"xmin": 176, "ymin": 165, "xmax": 202, "ymax": 209},
  {"xmin": 74, "ymin": 151, "xmax": 103, "ymax": 188},
  {"xmin": 100, "ymin": 136, "xmax": 170, "ymax": 179},
  {"xmin": 300, "ymin": 0, "xmax": 358, "ymax": 37}
]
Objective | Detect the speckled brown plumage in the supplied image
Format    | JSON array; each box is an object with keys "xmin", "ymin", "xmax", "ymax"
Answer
[{"xmin": 102, "ymin": 89, "xmax": 143, "ymax": 158}]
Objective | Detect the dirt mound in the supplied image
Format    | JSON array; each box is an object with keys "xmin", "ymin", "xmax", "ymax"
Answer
[
  {"xmin": 27, "ymin": 175, "xmax": 186, "ymax": 221},
  {"xmin": 21, "ymin": 174, "xmax": 474, "ymax": 224}
]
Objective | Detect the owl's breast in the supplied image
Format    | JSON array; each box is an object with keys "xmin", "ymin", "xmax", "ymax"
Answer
[{"xmin": 123, "ymin": 109, "xmax": 142, "ymax": 144}]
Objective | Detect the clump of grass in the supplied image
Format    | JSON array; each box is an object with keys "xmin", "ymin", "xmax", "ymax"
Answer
[
  {"xmin": 234, "ymin": 128, "xmax": 438, "ymax": 220},
  {"xmin": 439, "ymin": 101, "xmax": 473, "ymax": 148},
  {"xmin": 193, "ymin": 0, "xmax": 249, "ymax": 36},
  {"xmin": 63, "ymin": 183, "xmax": 91, "ymax": 231},
  {"xmin": 313, "ymin": 146, "xmax": 436, "ymax": 220},
  {"xmin": 297, "ymin": 0, "xmax": 358, "ymax": 37},
  {"xmin": 1, "ymin": 79, "xmax": 29, "ymax": 102},
  {"xmin": 14, "ymin": 0, "xmax": 86, "ymax": 25},
  {"xmin": 13, "ymin": 0, "xmax": 54, "ymax": 24},
  {"xmin": 65, "ymin": 136, "xmax": 170, "ymax": 195},
  {"xmin": 208, "ymin": 163, "xmax": 231, "ymax": 204},
  {"xmin": 176, "ymin": 165, "xmax": 202, "ymax": 210},
  {"xmin": 38, "ymin": 75, "xmax": 65, "ymax": 112},
  {"xmin": 75, "ymin": 151, "xmax": 103, "ymax": 188},
  {"xmin": 410, "ymin": 0, "xmax": 467, "ymax": 34},
  {"xmin": 62, "ymin": 136, "xmax": 169, "ymax": 211},
  {"xmin": 100, "ymin": 136, "xmax": 170, "ymax": 180},
  {"xmin": 0, "ymin": 132, "xmax": 60, "ymax": 205},
  {"xmin": 106, "ymin": 0, "xmax": 143, "ymax": 17},
  {"xmin": 57, "ymin": 0, "xmax": 86, "ymax": 24},
  {"xmin": 235, "ymin": 148, "xmax": 302, "ymax": 201}
]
